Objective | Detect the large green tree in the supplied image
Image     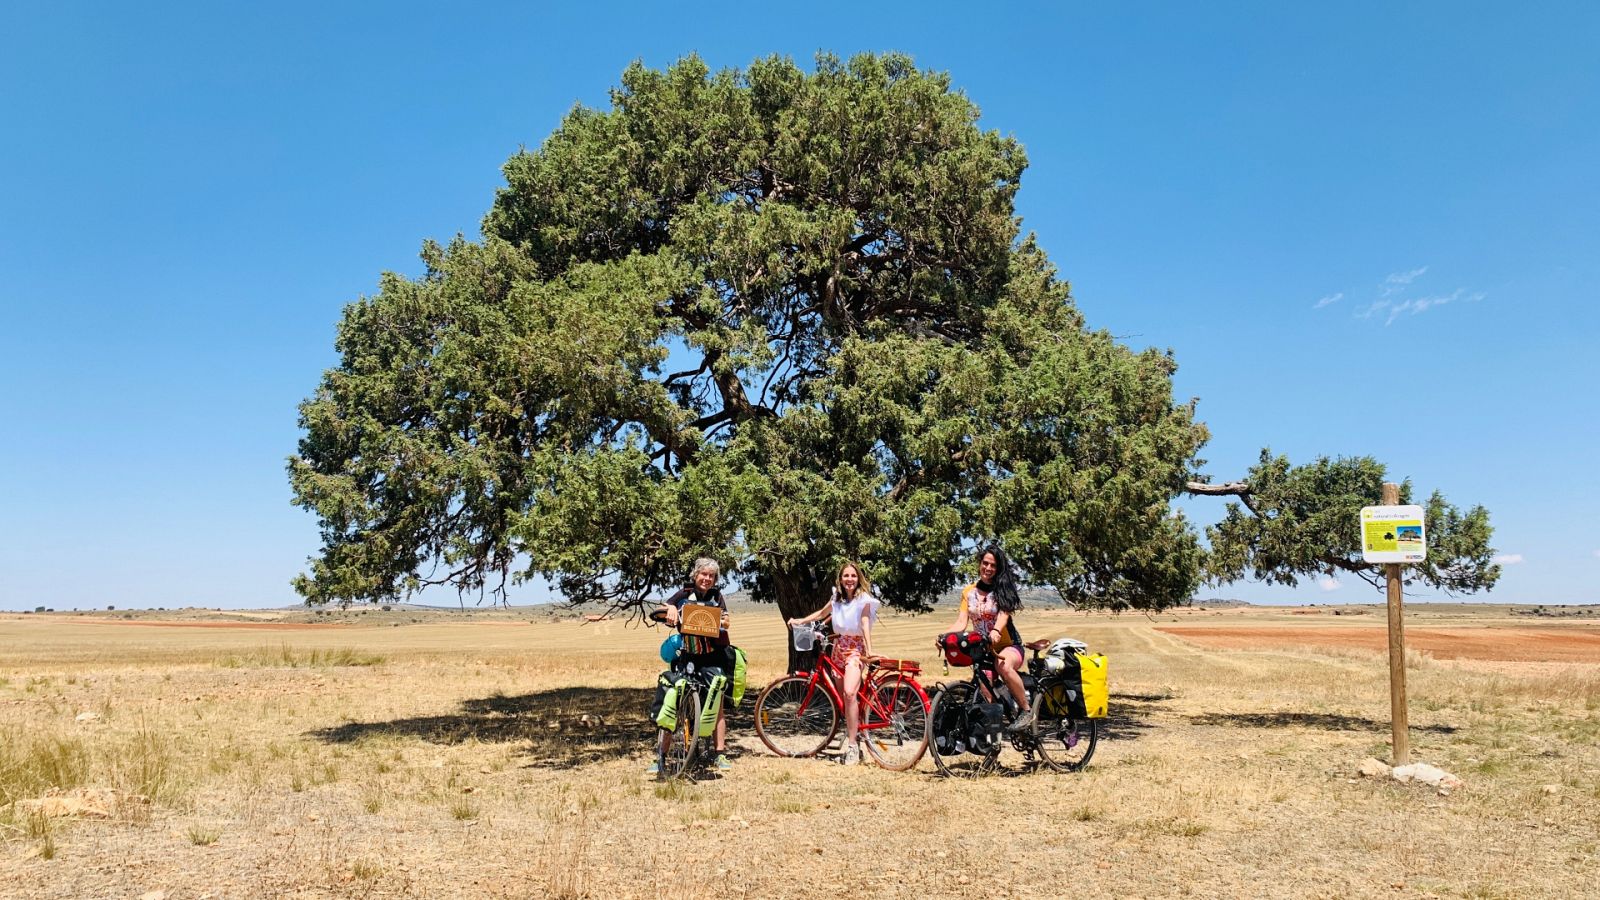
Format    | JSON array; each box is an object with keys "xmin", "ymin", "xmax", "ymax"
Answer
[{"xmin": 289, "ymin": 53, "xmax": 1497, "ymax": 644}]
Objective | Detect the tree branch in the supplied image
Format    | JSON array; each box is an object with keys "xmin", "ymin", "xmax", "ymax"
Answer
[
  {"xmin": 1185, "ymin": 479, "xmax": 1263, "ymax": 517},
  {"xmin": 1184, "ymin": 480, "xmax": 1250, "ymax": 496}
]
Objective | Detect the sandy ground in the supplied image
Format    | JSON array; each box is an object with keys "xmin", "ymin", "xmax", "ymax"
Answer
[{"xmin": 2, "ymin": 604, "xmax": 1597, "ymax": 899}]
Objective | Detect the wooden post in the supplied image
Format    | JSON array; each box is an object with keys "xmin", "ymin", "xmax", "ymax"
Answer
[{"xmin": 1382, "ymin": 481, "xmax": 1411, "ymax": 765}]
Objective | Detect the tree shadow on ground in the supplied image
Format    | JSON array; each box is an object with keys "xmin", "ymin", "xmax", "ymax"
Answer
[
  {"xmin": 958, "ymin": 689, "xmax": 1166, "ymax": 779},
  {"xmin": 1188, "ymin": 711, "xmax": 1457, "ymax": 735},
  {"xmin": 1100, "ymin": 690, "xmax": 1165, "ymax": 741},
  {"xmin": 308, "ymin": 686, "xmax": 663, "ymax": 769}
]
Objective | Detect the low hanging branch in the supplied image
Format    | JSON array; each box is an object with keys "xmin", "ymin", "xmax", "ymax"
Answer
[{"xmin": 1183, "ymin": 480, "xmax": 1249, "ymax": 496}]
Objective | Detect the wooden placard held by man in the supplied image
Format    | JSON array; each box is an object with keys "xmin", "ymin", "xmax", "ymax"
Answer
[{"xmin": 679, "ymin": 603, "xmax": 722, "ymax": 638}]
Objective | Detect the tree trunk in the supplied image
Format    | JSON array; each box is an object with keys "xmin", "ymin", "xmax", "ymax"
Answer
[{"xmin": 770, "ymin": 564, "xmax": 826, "ymax": 673}]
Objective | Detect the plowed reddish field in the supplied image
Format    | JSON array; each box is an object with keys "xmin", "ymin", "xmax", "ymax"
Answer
[{"xmin": 1157, "ymin": 625, "xmax": 1600, "ymax": 662}]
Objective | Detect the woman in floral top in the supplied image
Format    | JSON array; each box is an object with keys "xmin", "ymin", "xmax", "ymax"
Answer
[{"xmin": 947, "ymin": 545, "xmax": 1034, "ymax": 733}]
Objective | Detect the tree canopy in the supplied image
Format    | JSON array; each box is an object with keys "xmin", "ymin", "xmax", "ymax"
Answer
[
  {"xmin": 1193, "ymin": 451, "xmax": 1499, "ymax": 593},
  {"xmin": 289, "ymin": 52, "xmax": 1498, "ymax": 622}
]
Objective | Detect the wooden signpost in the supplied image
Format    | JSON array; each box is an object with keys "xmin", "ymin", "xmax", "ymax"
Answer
[{"xmin": 1361, "ymin": 483, "xmax": 1427, "ymax": 765}]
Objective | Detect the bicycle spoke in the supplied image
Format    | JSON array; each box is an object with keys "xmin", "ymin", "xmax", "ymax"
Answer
[
  {"xmin": 862, "ymin": 673, "xmax": 929, "ymax": 771},
  {"xmin": 754, "ymin": 675, "xmax": 838, "ymax": 757}
]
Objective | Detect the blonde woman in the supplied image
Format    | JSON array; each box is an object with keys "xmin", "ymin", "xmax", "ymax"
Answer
[{"xmin": 787, "ymin": 561, "xmax": 880, "ymax": 765}]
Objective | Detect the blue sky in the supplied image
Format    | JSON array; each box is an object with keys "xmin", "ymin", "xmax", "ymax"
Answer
[{"xmin": 3, "ymin": 1, "xmax": 1596, "ymax": 611}]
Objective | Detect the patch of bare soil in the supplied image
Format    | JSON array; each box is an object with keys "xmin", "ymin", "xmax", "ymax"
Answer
[{"xmin": 1157, "ymin": 625, "xmax": 1600, "ymax": 663}]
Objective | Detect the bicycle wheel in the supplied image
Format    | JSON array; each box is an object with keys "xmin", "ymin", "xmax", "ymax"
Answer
[
  {"xmin": 754, "ymin": 675, "xmax": 839, "ymax": 758},
  {"xmin": 861, "ymin": 672, "xmax": 930, "ymax": 771},
  {"xmin": 657, "ymin": 685, "xmax": 701, "ymax": 780},
  {"xmin": 1031, "ymin": 687, "xmax": 1097, "ymax": 772},
  {"xmin": 926, "ymin": 681, "xmax": 999, "ymax": 778}
]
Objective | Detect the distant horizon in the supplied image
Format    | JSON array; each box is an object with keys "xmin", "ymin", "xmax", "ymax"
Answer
[{"xmin": 7, "ymin": 595, "xmax": 1597, "ymax": 614}]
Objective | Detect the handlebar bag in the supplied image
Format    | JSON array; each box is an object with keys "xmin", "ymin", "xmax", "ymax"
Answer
[{"xmin": 938, "ymin": 631, "xmax": 987, "ymax": 667}]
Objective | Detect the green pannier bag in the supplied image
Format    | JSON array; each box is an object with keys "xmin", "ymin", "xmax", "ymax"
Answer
[
  {"xmin": 698, "ymin": 674, "xmax": 729, "ymax": 737},
  {"xmin": 730, "ymin": 647, "xmax": 749, "ymax": 706},
  {"xmin": 653, "ymin": 671, "xmax": 684, "ymax": 730}
]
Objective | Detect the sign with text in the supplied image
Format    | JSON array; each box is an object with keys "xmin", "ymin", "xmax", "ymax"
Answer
[
  {"xmin": 1360, "ymin": 504, "xmax": 1427, "ymax": 564},
  {"xmin": 678, "ymin": 603, "xmax": 723, "ymax": 638}
]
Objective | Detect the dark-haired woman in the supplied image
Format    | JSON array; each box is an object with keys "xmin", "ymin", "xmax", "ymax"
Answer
[{"xmin": 946, "ymin": 545, "xmax": 1034, "ymax": 732}]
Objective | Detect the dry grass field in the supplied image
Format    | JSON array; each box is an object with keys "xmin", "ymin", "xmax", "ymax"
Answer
[{"xmin": 2, "ymin": 602, "xmax": 1597, "ymax": 899}]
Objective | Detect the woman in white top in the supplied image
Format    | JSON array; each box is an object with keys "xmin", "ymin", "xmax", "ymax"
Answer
[{"xmin": 787, "ymin": 561, "xmax": 880, "ymax": 766}]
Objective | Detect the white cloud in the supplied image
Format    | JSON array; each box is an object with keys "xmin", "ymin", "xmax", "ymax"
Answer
[
  {"xmin": 1317, "ymin": 576, "xmax": 1341, "ymax": 592},
  {"xmin": 1356, "ymin": 300, "xmax": 1389, "ymax": 320},
  {"xmin": 1381, "ymin": 266, "xmax": 1429, "ymax": 296},
  {"xmin": 1313, "ymin": 292, "xmax": 1343, "ymax": 309},
  {"xmin": 1494, "ymin": 553, "xmax": 1524, "ymax": 565},
  {"xmin": 1381, "ymin": 289, "xmax": 1485, "ymax": 326},
  {"xmin": 1593, "ymin": 549, "xmax": 1600, "ymax": 559}
]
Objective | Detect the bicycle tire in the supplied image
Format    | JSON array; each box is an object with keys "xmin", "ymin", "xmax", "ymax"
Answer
[
  {"xmin": 1031, "ymin": 686, "xmax": 1097, "ymax": 772},
  {"xmin": 657, "ymin": 683, "xmax": 701, "ymax": 781},
  {"xmin": 753, "ymin": 674, "xmax": 839, "ymax": 758},
  {"xmin": 926, "ymin": 681, "xmax": 999, "ymax": 778},
  {"xmin": 861, "ymin": 672, "xmax": 930, "ymax": 771}
]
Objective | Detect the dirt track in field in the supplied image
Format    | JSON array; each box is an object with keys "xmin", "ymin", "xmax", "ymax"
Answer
[{"xmin": 1156, "ymin": 625, "xmax": 1600, "ymax": 663}]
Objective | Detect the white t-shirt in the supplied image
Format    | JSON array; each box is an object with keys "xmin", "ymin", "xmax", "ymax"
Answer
[{"xmin": 830, "ymin": 589, "xmax": 880, "ymax": 637}]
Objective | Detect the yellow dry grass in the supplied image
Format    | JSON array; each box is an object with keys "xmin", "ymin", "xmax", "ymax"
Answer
[{"xmin": 1, "ymin": 605, "xmax": 1596, "ymax": 899}]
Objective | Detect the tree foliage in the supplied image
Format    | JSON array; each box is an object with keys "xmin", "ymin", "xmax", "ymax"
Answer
[
  {"xmin": 1197, "ymin": 451, "xmax": 1500, "ymax": 594},
  {"xmin": 289, "ymin": 52, "xmax": 1498, "ymax": 622}
]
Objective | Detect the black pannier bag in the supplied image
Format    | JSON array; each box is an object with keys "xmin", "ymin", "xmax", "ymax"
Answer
[{"xmin": 1038, "ymin": 653, "xmax": 1088, "ymax": 719}]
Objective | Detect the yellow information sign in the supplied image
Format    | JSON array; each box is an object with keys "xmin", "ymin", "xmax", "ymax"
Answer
[{"xmin": 1360, "ymin": 505, "xmax": 1426, "ymax": 564}]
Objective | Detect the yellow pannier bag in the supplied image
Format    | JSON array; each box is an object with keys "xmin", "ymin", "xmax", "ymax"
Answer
[{"xmin": 1078, "ymin": 654, "xmax": 1109, "ymax": 718}]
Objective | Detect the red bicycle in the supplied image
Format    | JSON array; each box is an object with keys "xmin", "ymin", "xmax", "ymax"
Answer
[{"xmin": 753, "ymin": 624, "xmax": 931, "ymax": 770}]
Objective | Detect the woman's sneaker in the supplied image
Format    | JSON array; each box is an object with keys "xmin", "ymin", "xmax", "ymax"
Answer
[
  {"xmin": 842, "ymin": 744, "xmax": 860, "ymax": 766},
  {"xmin": 715, "ymin": 754, "xmax": 732, "ymax": 771},
  {"xmin": 1007, "ymin": 708, "xmax": 1036, "ymax": 733},
  {"xmin": 646, "ymin": 760, "xmax": 660, "ymax": 775}
]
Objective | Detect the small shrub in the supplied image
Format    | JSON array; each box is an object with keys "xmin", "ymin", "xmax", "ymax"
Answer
[
  {"xmin": 121, "ymin": 724, "xmax": 182, "ymax": 803},
  {"xmin": 350, "ymin": 858, "xmax": 384, "ymax": 880},
  {"xmin": 450, "ymin": 798, "xmax": 479, "ymax": 820},
  {"xmin": 25, "ymin": 811, "xmax": 51, "ymax": 840},
  {"xmin": 187, "ymin": 824, "xmax": 221, "ymax": 846},
  {"xmin": 653, "ymin": 781, "xmax": 693, "ymax": 802},
  {"xmin": 0, "ymin": 728, "xmax": 90, "ymax": 805}
]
